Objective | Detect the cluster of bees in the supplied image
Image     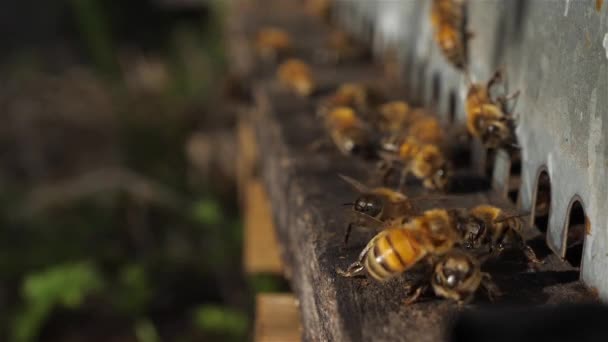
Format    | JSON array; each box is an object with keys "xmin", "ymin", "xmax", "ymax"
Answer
[{"xmin": 255, "ymin": 0, "xmax": 538, "ymax": 305}]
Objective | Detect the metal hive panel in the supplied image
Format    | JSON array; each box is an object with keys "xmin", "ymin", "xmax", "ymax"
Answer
[{"xmin": 341, "ymin": 0, "xmax": 608, "ymax": 298}]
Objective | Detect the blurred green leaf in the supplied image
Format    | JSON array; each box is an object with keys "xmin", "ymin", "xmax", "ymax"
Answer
[
  {"xmin": 192, "ymin": 305, "xmax": 247, "ymax": 338},
  {"xmin": 112, "ymin": 264, "xmax": 152, "ymax": 316},
  {"xmin": 23, "ymin": 261, "xmax": 103, "ymax": 309},
  {"xmin": 12, "ymin": 262, "xmax": 104, "ymax": 342},
  {"xmin": 191, "ymin": 198, "xmax": 223, "ymax": 225},
  {"xmin": 135, "ymin": 319, "xmax": 161, "ymax": 342},
  {"xmin": 250, "ymin": 274, "xmax": 285, "ymax": 294}
]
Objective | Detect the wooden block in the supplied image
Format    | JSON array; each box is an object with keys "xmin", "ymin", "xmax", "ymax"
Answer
[
  {"xmin": 237, "ymin": 118, "xmax": 259, "ymax": 205},
  {"xmin": 255, "ymin": 293, "xmax": 301, "ymax": 342},
  {"xmin": 243, "ymin": 179, "xmax": 283, "ymax": 274}
]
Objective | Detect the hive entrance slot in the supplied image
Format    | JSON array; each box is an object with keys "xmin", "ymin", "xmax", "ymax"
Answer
[
  {"xmin": 448, "ymin": 91, "xmax": 457, "ymax": 125},
  {"xmin": 533, "ymin": 170, "xmax": 551, "ymax": 233},
  {"xmin": 565, "ymin": 200, "xmax": 588, "ymax": 268},
  {"xmin": 507, "ymin": 151, "xmax": 521, "ymax": 203},
  {"xmin": 432, "ymin": 72, "xmax": 441, "ymax": 108}
]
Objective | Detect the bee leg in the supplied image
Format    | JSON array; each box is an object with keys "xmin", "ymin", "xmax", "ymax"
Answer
[
  {"xmin": 481, "ymin": 272, "xmax": 502, "ymax": 302},
  {"xmin": 336, "ymin": 261, "xmax": 364, "ymax": 277},
  {"xmin": 343, "ymin": 222, "xmax": 354, "ymax": 246},
  {"xmin": 522, "ymin": 244, "xmax": 544, "ymax": 267},
  {"xmin": 403, "ymin": 285, "xmax": 426, "ymax": 306},
  {"xmin": 381, "ymin": 163, "xmax": 394, "ymax": 186},
  {"xmin": 307, "ymin": 138, "xmax": 330, "ymax": 152},
  {"xmin": 338, "ymin": 237, "xmax": 377, "ymax": 277},
  {"xmin": 398, "ymin": 168, "xmax": 409, "ymax": 192},
  {"xmin": 497, "ymin": 90, "xmax": 520, "ymax": 113},
  {"xmin": 487, "ymin": 69, "xmax": 503, "ymax": 91}
]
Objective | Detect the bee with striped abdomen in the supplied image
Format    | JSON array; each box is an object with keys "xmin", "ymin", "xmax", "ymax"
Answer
[{"xmin": 337, "ymin": 209, "xmax": 461, "ymax": 282}]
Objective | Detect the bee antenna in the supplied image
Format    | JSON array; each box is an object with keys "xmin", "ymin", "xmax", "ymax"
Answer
[
  {"xmin": 495, "ymin": 212, "xmax": 531, "ymax": 223},
  {"xmin": 342, "ymin": 202, "xmax": 354, "ymax": 206}
]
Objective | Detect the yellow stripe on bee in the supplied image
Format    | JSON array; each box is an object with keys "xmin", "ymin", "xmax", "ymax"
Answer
[
  {"xmin": 376, "ymin": 234, "xmax": 405, "ymax": 272},
  {"xmin": 365, "ymin": 244, "xmax": 392, "ymax": 281},
  {"xmin": 386, "ymin": 229, "xmax": 425, "ymax": 270}
]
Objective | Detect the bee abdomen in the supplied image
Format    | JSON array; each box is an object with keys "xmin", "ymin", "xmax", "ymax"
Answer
[{"xmin": 364, "ymin": 229, "xmax": 423, "ymax": 281}]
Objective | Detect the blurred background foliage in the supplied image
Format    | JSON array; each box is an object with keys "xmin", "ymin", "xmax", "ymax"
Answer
[{"xmin": 0, "ymin": 0, "xmax": 284, "ymax": 340}]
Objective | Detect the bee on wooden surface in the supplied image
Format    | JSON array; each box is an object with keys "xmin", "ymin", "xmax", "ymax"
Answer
[
  {"xmin": 431, "ymin": 249, "xmax": 500, "ymax": 304},
  {"xmin": 337, "ymin": 209, "xmax": 460, "ymax": 282},
  {"xmin": 465, "ymin": 70, "xmax": 520, "ymax": 149},
  {"xmin": 405, "ymin": 114, "xmax": 445, "ymax": 145},
  {"xmin": 339, "ymin": 174, "xmax": 414, "ymax": 245},
  {"xmin": 376, "ymin": 101, "xmax": 417, "ymax": 133},
  {"xmin": 277, "ymin": 59, "xmax": 315, "ymax": 97},
  {"xmin": 316, "ymin": 29, "xmax": 371, "ymax": 65},
  {"xmin": 305, "ymin": 0, "xmax": 333, "ymax": 23},
  {"xmin": 318, "ymin": 82, "xmax": 386, "ymax": 117},
  {"xmin": 430, "ymin": 0, "xmax": 471, "ymax": 70},
  {"xmin": 454, "ymin": 204, "xmax": 542, "ymax": 265},
  {"xmin": 255, "ymin": 27, "xmax": 292, "ymax": 62},
  {"xmin": 322, "ymin": 106, "xmax": 378, "ymax": 158},
  {"xmin": 380, "ymin": 136, "xmax": 451, "ymax": 191}
]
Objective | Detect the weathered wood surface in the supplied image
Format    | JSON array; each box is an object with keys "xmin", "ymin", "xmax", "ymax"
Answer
[
  {"xmin": 252, "ymin": 74, "xmax": 595, "ymax": 342},
  {"xmin": 227, "ymin": 1, "xmax": 597, "ymax": 341}
]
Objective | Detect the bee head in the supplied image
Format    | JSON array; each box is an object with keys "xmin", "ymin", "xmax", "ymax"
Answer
[
  {"xmin": 457, "ymin": 217, "xmax": 485, "ymax": 249},
  {"xmin": 432, "ymin": 162, "xmax": 451, "ymax": 190},
  {"xmin": 352, "ymin": 194, "xmax": 383, "ymax": 218},
  {"xmin": 480, "ymin": 119, "xmax": 512, "ymax": 149},
  {"xmin": 432, "ymin": 250, "xmax": 479, "ymax": 296}
]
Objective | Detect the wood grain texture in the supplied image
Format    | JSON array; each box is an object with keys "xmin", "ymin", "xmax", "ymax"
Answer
[
  {"xmin": 255, "ymin": 293, "xmax": 302, "ymax": 342},
  {"xmin": 243, "ymin": 179, "xmax": 283, "ymax": 275}
]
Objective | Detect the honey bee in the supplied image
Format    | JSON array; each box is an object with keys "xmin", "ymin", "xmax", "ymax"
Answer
[
  {"xmin": 465, "ymin": 70, "xmax": 520, "ymax": 149},
  {"xmin": 322, "ymin": 106, "xmax": 378, "ymax": 158},
  {"xmin": 431, "ymin": 249, "xmax": 500, "ymax": 304},
  {"xmin": 376, "ymin": 101, "xmax": 415, "ymax": 133},
  {"xmin": 405, "ymin": 114, "xmax": 445, "ymax": 145},
  {"xmin": 337, "ymin": 209, "xmax": 461, "ymax": 282},
  {"xmin": 316, "ymin": 30, "xmax": 371, "ymax": 65},
  {"xmin": 318, "ymin": 82, "xmax": 386, "ymax": 117},
  {"xmin": 255, "ymin": 27, "xmax": 292, "ymax": 61},
  {"xmin": 305, "ymin": 0, "xmax": 333, "ymax": 23},
  {"xmin": 277, "ymin": 59, "xmax": 315, "ymax": 97},
  {"xmin": 430, "ymin": 0, "xmax": 470, "ymax": 70},
  {"xmin": 339, "ymin": 174, "xmax": 414, "ymax": 244},
  {"xmin": 454, "ymin": 204, "xmax": 542, "ymax": 265},
  {"xmin": 380, "ymin": 136, "xmax": 451, "ymax": 191}
]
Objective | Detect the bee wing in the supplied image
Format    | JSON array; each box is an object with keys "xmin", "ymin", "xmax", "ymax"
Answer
[
  {"xmin": 338, "ymin": 174, "xmax": 371, "ymax": 193},
  {"xmin": 494, "ymin": 211, "xmax": 531, "ymax": 223},
  {"xmin": 377, "ymin": 150, "xmax": 402, "ymax": 163},
  {"xmin": 351, "ymin": 211, "xmax": 386, "ymax": 227},
  {"xmin": 407, "ymin": 194, "xmax": 454, "ymax": 212}
]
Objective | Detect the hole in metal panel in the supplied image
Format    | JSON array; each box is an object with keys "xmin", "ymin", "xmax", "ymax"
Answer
[
  {"xmin": 565, "ymin": 200, "xmax": 588, "ymax": 269},
  {"xmin": 432, "ymin": 72, "xmax": 441, "ymax": 105},
  {"xmin": 448, "ymin": 90, "xmax": 457, "ymax": 124},
  {"xmin": 533, "ymin": 170, "xmax": 551, "ymax": 233},
  {"xmin": 484, "ymin": 148, "xmax": 497, "ymax": 179},
  {"xmin": 507, "ymin": 151, "xmax": 521, "ymax": 204}
]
